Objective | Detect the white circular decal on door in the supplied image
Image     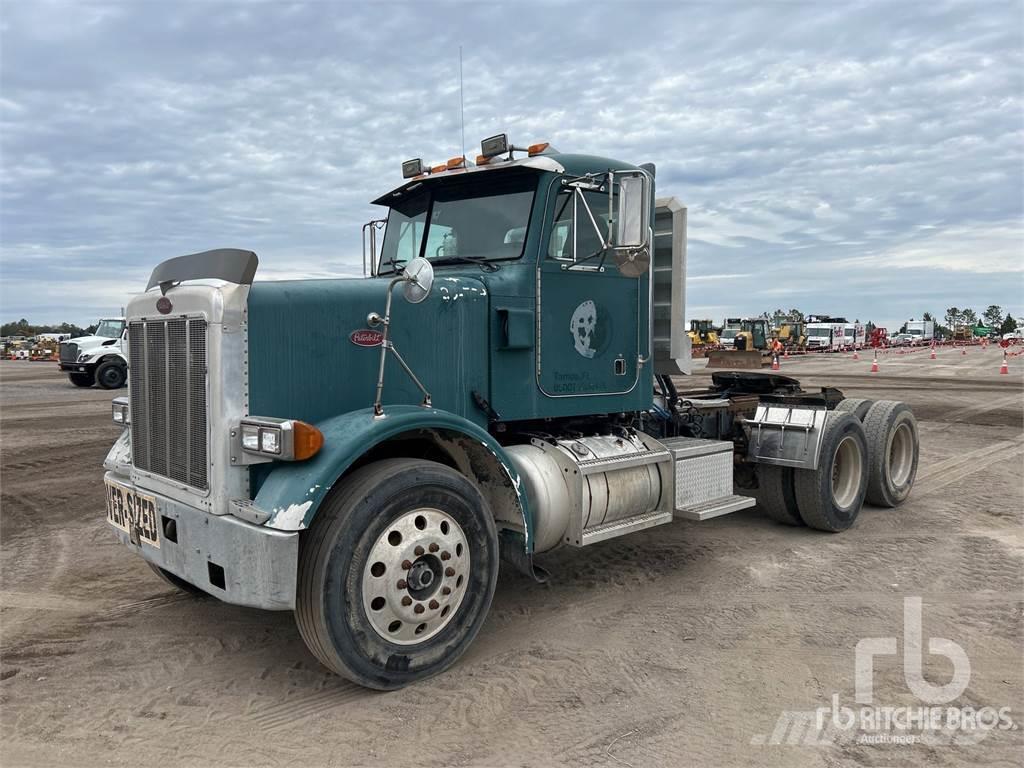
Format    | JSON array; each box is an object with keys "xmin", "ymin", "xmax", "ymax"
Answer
[{"xmin": 571, "ymin": 299, "xmax": 598, "ymax": 358}]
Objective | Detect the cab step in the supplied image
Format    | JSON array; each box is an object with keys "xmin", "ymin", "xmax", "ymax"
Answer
[
  {"xmin": 577, "ymin": 509, "xmax": 675, "ymax": 546},
  {"xmin": 676, "ymin": 494, "xmax": 756, "ymax": 521}
]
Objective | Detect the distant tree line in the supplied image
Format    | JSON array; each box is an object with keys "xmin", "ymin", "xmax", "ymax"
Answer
[{"xmin": 1, "ymin": 319, "xmax": 96, "ymax": 338}]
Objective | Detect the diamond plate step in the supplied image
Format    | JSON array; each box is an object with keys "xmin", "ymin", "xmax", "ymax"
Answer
[
  {"xmin": 577, "ymin": 509, "xmax": 674, "ymax": 547},
  {"xmin": 675, "ymin": 494, "xmax": 756, "ymax": 521}
]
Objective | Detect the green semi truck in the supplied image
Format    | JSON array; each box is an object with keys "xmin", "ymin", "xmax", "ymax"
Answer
[{"xmin": 103, "ymin": 135, "xmax": 920, "ymax": 689}]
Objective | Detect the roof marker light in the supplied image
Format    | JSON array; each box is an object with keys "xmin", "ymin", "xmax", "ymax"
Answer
[
  {"xmin": 430, "ymin": 163, "xmax": 447, "ymax": 174},
  {"xmin": 446, "ymin": 156, "xmax": 467, "ymax": 169},
  {"xmin": 527, "ymin": 142, "xmax": 549, "ymax": 156}
]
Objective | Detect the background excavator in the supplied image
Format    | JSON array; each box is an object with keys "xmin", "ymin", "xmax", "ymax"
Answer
[{"xmin": 706, "ymin": 317, "xmax": 773, "ymax": 368}]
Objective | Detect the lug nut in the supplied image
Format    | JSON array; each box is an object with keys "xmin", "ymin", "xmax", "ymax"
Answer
[
  {"xmin": 414, "ymin": 603, "xmax": 425, "ymax": 614},
  {"xmin": 445, "ymin": 567, "xmax": 455, "ymax": 577},
  {"xmin": 428, "ymin": 599, "xmax": 439, "ymax": 610},
  {"xmin": 397, "ymin": 579, "xmax": 407, "ymax": 589},
  {"xmin": 414, "ymin": 545, "xmax": 424, "ymax": 557},
  {"xmin": 401, "ymin": 596, "xmax": 412, "ymax": 606},
  {"xmin": 442, "ymin": 586, "xmax": 451, "ymax": 595},
  {"xmin": 401, "ymin": 560, "xmax": 412, "ymax": 570},
  {"xmin": 440, "ymin": 551, "xmax": 451, "ymax": 561},
  {"xmin": 429, "ymin": 543, "xmax": 439, "ymax": 553}
]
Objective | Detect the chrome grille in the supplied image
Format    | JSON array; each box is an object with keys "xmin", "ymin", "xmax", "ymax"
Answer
[
  {"xmin": 129, "ymin": 318, "xmax": 208, "ymax": 490},
  {"xmin": 59, "ymin": 342, "xmax": 79, "ymax": 363}
]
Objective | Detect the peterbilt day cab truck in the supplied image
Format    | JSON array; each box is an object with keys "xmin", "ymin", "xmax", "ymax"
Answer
[
  {"xmin": 102, "ymin": 136, "xmax": 920, "ymax": 689},
  {"xmin": 59, "ymin": 318, "xmax": 128, "ymax": 388}
]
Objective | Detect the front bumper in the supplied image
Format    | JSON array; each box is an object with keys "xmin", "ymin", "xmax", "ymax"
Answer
[
  {"xmin": 60, "ymin": 361, "xmax": 96, "ymax": 373},
  {"xmin": 104, "ymin": 470, "xmax": 298, "ymax": 610}
]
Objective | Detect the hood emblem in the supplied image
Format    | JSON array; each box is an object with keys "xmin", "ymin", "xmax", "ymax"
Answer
[
  {"xmin": 349, "ymin": 329, "xmax": 384, "ymax": 347},
  {"xmin": 156, "ymin": 297, "xmax": 172, "ymax": 315}
]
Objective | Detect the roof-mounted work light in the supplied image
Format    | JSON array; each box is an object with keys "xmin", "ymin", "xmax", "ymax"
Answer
[
  {"xmin": 401, "ymin": 158, "xmax": 424, "ymax": 179},
  {"xmin": 480, "ymin": 133, "xmax": 510, "ymax": 158}
]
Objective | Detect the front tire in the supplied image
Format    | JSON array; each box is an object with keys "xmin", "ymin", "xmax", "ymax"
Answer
[
  {"xmin": 69, "ymin": 372, "xmax": 94, "ymax": 387},
  {"xmin": 96, "ymin": 360, "xmax": 127, "ymax": 389},
  {"xmin": 295, "ymin": 459, "xmax": 499, "ymax": 690}
]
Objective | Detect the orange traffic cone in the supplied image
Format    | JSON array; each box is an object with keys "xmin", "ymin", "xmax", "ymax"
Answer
[
  {"xmin": 784, "ymin": 347, "xmax": 789, "ymax": 359},
  {"xmin": 771, "ymin": 354, "xmax": 780, "ymax": 371},
  {"xmin": 870, "ymin": 352, "xmax": 879, "ymax": 373},
  {"xmin": 961, "ymin": 347, "xmax": 967, "ymax": 356},
  {"xmin": 1000, "ymin": 353, "xmax": 1009, "ymax": 375},
  {"xmin": 853, "ymin": 348, "xmax": 860, "ymax": 360},
  {"xmin": 930, "ymin": 347, "xmax": 936, "ymax": 359}
]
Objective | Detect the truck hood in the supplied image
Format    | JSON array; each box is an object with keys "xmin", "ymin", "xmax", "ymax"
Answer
[
  {"xmin": 246, "ymin": 275, "xmax": 491, "ymax": 427},
  {"xmin": 65, "ymin": 334, "xmax": 118, "ymax": 348}
]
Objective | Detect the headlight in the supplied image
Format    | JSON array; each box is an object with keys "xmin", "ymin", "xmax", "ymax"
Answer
[
  {"xmin": 78, "ymin": 352, "xmax": 92, "ymax": 362},
  {"xmin": 241, "ymin": 423, "xmax": 260, "ymax": 451},
  {"xmin": 111, "ymin": 397, "xmax": 129, "ymax": 425},
  {"xmin": 260, "ymin": 427, "xmax": 281, "ymax": 454},
  {"xmin": 237, "ymin": 417, "xmax": 322, "ymax": 461}
]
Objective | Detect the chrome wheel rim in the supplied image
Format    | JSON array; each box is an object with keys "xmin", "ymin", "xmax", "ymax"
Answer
[
  {"xmin": 362, "ymin": 507, "xmax": 470, "ymax": 646},
  {"xmin": 831, "ymin": 435, "xmax": 862, "ymax": 509},
  {"xmin": 889, "ymin": 422, "xmax": 914, "ymax": 487}
]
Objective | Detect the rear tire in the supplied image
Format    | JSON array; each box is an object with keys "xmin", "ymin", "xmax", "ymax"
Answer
[
  {"xmin": 755, "ymin": 464, "xmax": 803, "ymax": 526},
  {"xmin": 295, "ymin": 459, "xmax": 499, "ymax": 690},
  {"xmin": 834, "ymin": 397, "xmax": 873, "ymax": 421},
  {"xmin": 862, "ymin": 400, "xmax": 919, "ymax": 507},
  {"xmin": 794, "ymin": 412, "xmax": 869, "ymax": 532},
  {"xmin": 96, "ymin": 360, "xmax": 127, "ymax": 389},
  {"xmin": 69, "ymin": 372, "xmax": 94, "ymax": 388}
]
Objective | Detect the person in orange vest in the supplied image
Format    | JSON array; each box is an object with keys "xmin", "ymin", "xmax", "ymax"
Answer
[{"xmin": 771, "ymin": 337, "xmax": 783, "ymax": 356}]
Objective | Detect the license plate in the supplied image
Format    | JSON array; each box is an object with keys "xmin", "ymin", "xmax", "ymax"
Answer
[{"xmin": 105, "ymin": 479, "xmax": 160, "ymax": 549}]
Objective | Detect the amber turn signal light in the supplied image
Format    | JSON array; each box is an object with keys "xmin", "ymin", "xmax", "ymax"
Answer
[{"xmin": 291, "ymin": 421, "xmax": 324, "ymax": 460}]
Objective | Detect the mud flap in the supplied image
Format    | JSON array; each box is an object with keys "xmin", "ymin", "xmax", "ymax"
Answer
[{"xmin": 498, "ymin": 531, "xmax": 550, "ymax": 584}]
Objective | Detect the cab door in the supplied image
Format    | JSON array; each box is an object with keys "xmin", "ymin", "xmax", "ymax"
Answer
[{"xmin": 537, "ymin": 184, "xmax": 641, "ymax": 397}]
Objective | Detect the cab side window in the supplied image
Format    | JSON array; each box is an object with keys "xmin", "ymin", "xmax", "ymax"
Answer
[{"xmin": 548, "ymin": 188, "xmax": 615, "ymax": 261}]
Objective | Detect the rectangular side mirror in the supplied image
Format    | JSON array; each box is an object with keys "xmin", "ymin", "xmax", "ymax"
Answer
[{"xmin": 615, "ymin": 172, "xmax": 650, "ymax": 249}]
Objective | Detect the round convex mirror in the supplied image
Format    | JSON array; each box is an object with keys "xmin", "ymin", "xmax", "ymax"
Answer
[{"xmin": 402, "ymin": 257, "xmax": 434, "ymax": 304}]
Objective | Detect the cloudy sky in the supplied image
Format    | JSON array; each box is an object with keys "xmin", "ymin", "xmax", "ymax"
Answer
[{"xmin": 1, "ymin": 0, "xmax": 1021, "ymax": 330}]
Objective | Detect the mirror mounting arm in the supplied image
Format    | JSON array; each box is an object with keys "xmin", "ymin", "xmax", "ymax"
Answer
[{"xmin": 371, "ymin": 260, "xmax": 434, "ymax": 418}]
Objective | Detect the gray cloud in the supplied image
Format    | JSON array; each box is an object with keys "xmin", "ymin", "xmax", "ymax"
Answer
[{"xmin": 1, "ymin": 0, "xmax": 1021, "ymax": 330}]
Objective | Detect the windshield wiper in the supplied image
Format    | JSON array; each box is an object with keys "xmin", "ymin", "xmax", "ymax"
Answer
[{"xmin": 431, "ymin": 255, "xmax": 500, "ymax": 272}]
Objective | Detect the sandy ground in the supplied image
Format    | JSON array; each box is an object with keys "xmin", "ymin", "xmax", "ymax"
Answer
[{"xmin": 1, "ymin": 346, "xmax": 1022, "ymax": 768}]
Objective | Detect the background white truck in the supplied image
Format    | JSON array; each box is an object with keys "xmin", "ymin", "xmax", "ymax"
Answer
[
  {"xmin": 58, "ymin": 318, "xmax": 128, "ymax": 388},
  {"xmin": 842, "ymin": 323, "xmax": 866, "ymax": 350},
  {"xmin": 805, "ymin": 322, "xmax": 844, "ymax": 351},
  {"xmin": 905, "ymin": 319, "xmax": 935, "ymax": 344}
]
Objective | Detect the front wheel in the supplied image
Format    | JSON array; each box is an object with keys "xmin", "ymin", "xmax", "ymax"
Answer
[
  {"xmin": 295, "ymin": 459, "xmax": 499, "ymax": 690},
  {"xmin": 96, "ymin": 360, "xmax": 127, "ymax": 389}
]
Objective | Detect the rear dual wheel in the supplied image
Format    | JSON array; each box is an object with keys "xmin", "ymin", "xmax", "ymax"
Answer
[
  {"xmin": 295, "ymin": 459, "xmax": 499, "ymax": 690},
  {"xmin": 756, "ymin": 411, "xmax": 869, "ymax": 532}
]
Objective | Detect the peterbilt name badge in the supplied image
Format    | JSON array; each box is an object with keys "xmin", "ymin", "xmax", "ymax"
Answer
[
  {"xmin": 156, "ymin": 297, "xmax": 172, "ymax": 314},
  {"xmin": 349, "ymin": 329, "xmax": 384, "ymax": 347}
]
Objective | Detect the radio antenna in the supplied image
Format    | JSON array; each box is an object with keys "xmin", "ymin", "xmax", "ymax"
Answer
[{"xmin": 459, "ymin": 46, "xmax": 466, "ymax": 162}]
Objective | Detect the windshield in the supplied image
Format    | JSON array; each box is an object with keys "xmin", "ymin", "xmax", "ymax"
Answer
[
  {"xmin": 808, "ymin": 327, "xmax": 832, "ymax": 337},
  {"xmin": 95, "ymin": 319, "xmax": 125, "ymax": 338},
  {"xmin": 720, "ymin": 328, "xmax": 738, "ymax": 339},
  {"xmin": 908, "ymin": 329, "xmax": 922, "ymax": 336},
  {"xmin": 378, "ymin": 174, "xmax": 536, "ymax": 273}
]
